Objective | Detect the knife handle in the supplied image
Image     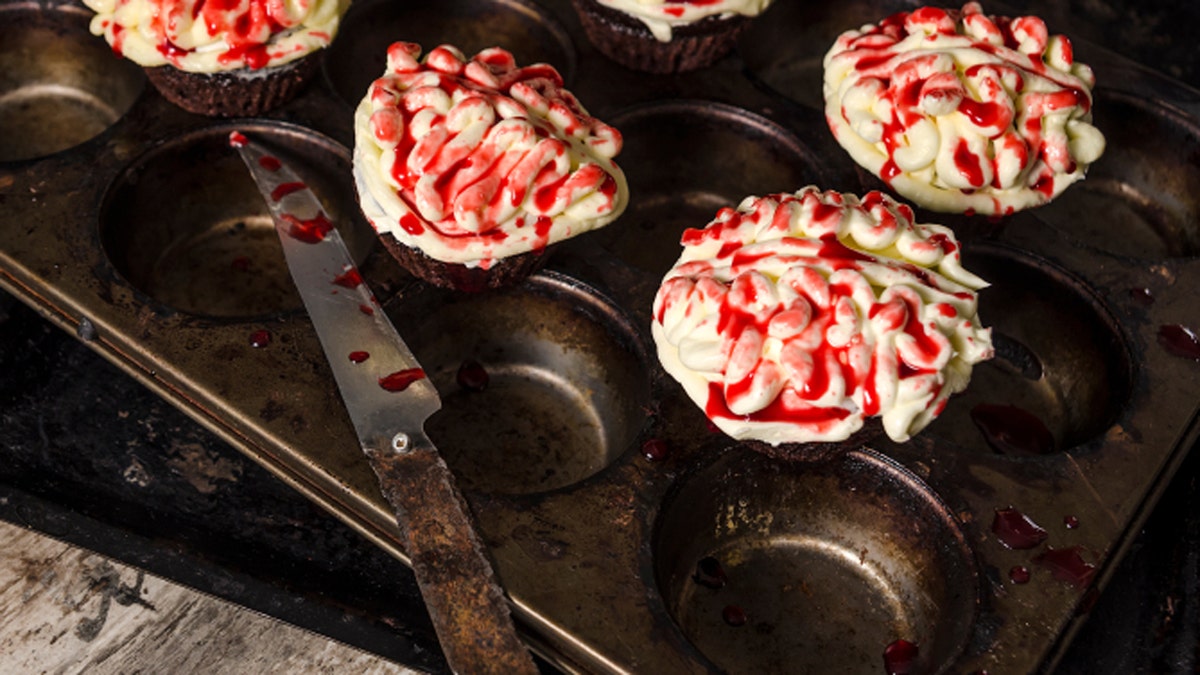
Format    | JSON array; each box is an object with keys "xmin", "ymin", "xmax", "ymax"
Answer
[{"xmin": 364, "ymin": 432, "xmax": 537, "ymax": 675}]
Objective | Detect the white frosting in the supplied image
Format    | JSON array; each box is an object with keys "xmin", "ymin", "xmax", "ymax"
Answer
[
  {"xmin": 353, "ymin": 43, "xmax": 628, "ymax": 269},
  {"xmin": 652, "ymin": 187, "xmax": 993, "ymax": 445},
  {"xmin": 595, "ymin": 0, "xmax": 774, "ymax": 42},
  {"xmin": 824, "ymin": 2, "xmax": 1105, "ymax": 215},
  {"xmin": 84, "ymin": 0, "xmax": 346, "ymax": 72}
]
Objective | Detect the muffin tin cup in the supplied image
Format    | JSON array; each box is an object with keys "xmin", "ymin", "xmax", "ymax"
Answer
[{"xmin": 4, "ymin": 0, "xmax": 1200, "ymax": 673}]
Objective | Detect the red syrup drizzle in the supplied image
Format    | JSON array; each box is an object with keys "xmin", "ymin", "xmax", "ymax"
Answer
[
  {"xmin": 641, "ymin": 438, "xmax": 670, "ymax": 462},
  {"xmin": 992, "ymin": 507, "xmax": 1048, "ymax": 550},
  {"xmin": 1034, "ymin": 546, "xmax": 1096, "ymax": 587},
  {"xmin": 692, "ymin": 556, "xmax": 727, "ymax": 590},
  {"xmin": 1009, "ymin": 565, "xmax": 1031, "ymax": 584},
  {"xmin": 969, "ymin": 403, "xmax": 1055, "ymax": 455},
  {"xmin": 379, "ymin": 368, "xmax": 426, "ymax": 392},
  {"xmin": 348, "ymin": 351, "xmax": 370, "ymax": 364},
  {"xmin": 249, "ymin": 329, "xmax": 271, "ymax": 348},
  {"xmin": 1158, "ymin": 324, "xmax": 1200, "ymax": 361},
  {"xmin": 883, "ymin": 639, "xmax": 919, "ymax": 675},
  {"xmin": 456, "ymin": 359, "xmax": 489, "ymax": 392},
  {"xmin": 280, "ymin": 212, "xmax": 333, "ymax": 244},
  {"xmin": 721, "ymin": 605, "xmax": 747, "ymax": 627}
]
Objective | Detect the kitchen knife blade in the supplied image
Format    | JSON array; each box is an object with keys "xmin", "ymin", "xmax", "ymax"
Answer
[{"xmin": 230, "ymin": 131, "xmax": 535, "ymax": 674}]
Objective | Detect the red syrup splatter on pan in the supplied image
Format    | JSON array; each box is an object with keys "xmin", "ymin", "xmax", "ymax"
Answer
[
  {"xmin": 721, "ymin": 605, "xmax": 747, "ymax": 627},
  {"xmin": 259, "ymin": 155, "xmax": 282, "ymax": 171},
  {"xmin": 992, "ymin": 507, "xmax": 1048, "ymax": 550},
  {"xmin": 692, "ymin": 556, "xmax": 727, "ymax": 590},
  {"xmin": 228, "ymin": 131, "xmax": 248, "ymax": 147},
  {"xmin": 249, "ymin": 329, "xmax": 271, "ymax": 348},
  {"xmin": 1034, "ymin": 546, "xmax": 1096, "ymax": 587},
  {"xmin": 641, "ymin": 438, "xmax": 669, "ymax": 462},
  {"xmin": 970, "ymin": 403, "xmax": 1055, "ymax": 455},
  {"xmin": 271, "ymin": 181, "xmax": 306, "ymax": 202},
  {"xmin": 1158, "ymin": 325, "xmax": 1200, "ymax": 361},
  {"xmin": 280, "ymin": 212, "xmax": 332, "ymax": 244},
  {"xmin": 1009, "ymin": 565, "xmax": 1031, "ymax": 584},
  {"xmin": 379, "ymin": 368, "xmax": 426, "ymax": 392},
  {"xmin": 883, "ymin": 639, "xmax": 918, "ymax": 675},
  {"xmin": 349, "ymin": 351, "xmax": 369, "ymax": 364},
  {"xmin": 333, "ymin": 268, "xmax": 363, "ymax": 289},
  {"xmin": 456, "ymin": 359, "xmax": 489, "ymax": 392}
]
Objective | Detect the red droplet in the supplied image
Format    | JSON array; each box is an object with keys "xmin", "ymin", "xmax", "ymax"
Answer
[
  {"xmin": 1064, "ymin": 515, "xmax": 1080, "ymax": 529},
  {"xmin": 883, "ymin": 639, "xmax": 919, "ymax": 675},
  {"xmin": 258, "ymin": 155, "xmax": 282, "ymax": 171},
  {"xmin": 1034, "ymin": 546, "xmax": 1095, "ymax": 587},
  {"xmin": 379, "ymin": 368, "xmax": 426, "ymax": 392},
  {"xmin": 992, "ymin": 507, "xmax": 1048, "ymax": 550},
  {"xmin": 693, "ymin": 556, "xmax": 727, "ymax": 590},
  {"xmin": 271, "ymin": 181, "xmax": 306, "ymax": 202},
  {"xmin": 721, "ymin": 605, "xmax": 747, "ymax": 627},
  {"xmin": 456, "ymin": 359, "xmax": 489, "ymax": 392},
  {"xmin": 1158, "ymin": 324, "xmax": 1200, "ymax": 361},
  {"xmin": 333, "ymin": 268, "xmax": 363, "ymax": 289},
  {"xmin": 1009, "ymin": 565, "xmax": 1031, "ymax": 584},
  {"xmin": 228, "ymin": 131, "xmax": 248, "ymax": 148},
  {"xmin": 970, "ymin": 403, "xmax": 1055, "ymax": 455},
  {"xmin": 358, "ymin": 304, "xmax": 375, "ymax": 316},
  {"xmin": 280, "ymin": 212, "xmax": 333, "ymax": 244},
  {"xmin": 349, "ymin": 351, "xmax": 369, "ymax": 363},
  {"xmin": 641, "ymin": 438, "xmax": 669, "ymax": 462},
  {"xmin": 249, "ymin": 329, "xmax": 271, "ymax": 348}
]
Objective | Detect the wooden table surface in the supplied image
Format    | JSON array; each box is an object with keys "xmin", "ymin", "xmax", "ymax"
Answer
[{"xmin": 0, "ymin": 518, "xmax": 416, "ymax": 674}]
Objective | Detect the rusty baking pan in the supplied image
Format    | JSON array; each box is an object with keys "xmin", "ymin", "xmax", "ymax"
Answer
[{"xmin": 3, "ymin": 0, "xmax": 1200, "ymax": 672}]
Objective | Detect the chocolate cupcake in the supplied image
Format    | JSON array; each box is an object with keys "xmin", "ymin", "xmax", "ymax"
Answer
[
  {"xmin": 84, "ymin": 0, "xmax": 346, "ymax": 116},
  {"xmin": 353, "ymin": 43, "xmax": 629, "ymax": 292},
  {"xmin": 651, "ymin": 187, "xmax": 994, "ymax": 459},
  {"xmin": 571, "ymin": 0, "xmax": 775, "ymax": 74},
  {"xmin": 823, "ymin": 2, "xmax": 1106, "ymax": 215}
]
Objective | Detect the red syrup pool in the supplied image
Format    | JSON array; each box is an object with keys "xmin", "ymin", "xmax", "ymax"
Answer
[
  {"xmin": 641, "ymin": 438, "xmax": 669, "ymax": 462},
  {"xmin": 1009, "ymin": 565, "xmax": 1031, "ymax": 584},
  {"xmin": 456, "ymin": 359, "xmax": 489, "ymax": 392},
  {"xmin": 1158, "ymin": 325, "xmax": 1200, "ymax": 361},
  {"xmin": 992, "ymin": 507, "xmax": 1048, "ymax": 550},
  {"xmin": 349, "ymin": 351, "xmax": 369, "ymax": 364},
  {"xmin": 970, "ymin": 403, "xmax": 1055, "ymax": 455},
  {"xmin": 883, "ymin": 639, "xmax": 918, "ymax": 675}
]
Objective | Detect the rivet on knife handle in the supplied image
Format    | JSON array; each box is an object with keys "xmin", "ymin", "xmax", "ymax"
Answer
[{"xmin": 229, "ymin": 131, "xmax": 536, "ymax": 675}]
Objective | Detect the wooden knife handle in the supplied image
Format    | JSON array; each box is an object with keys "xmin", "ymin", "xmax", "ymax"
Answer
[{"xmin": 365, "ymin": 432, "xmax": 537, "ymax": 675}]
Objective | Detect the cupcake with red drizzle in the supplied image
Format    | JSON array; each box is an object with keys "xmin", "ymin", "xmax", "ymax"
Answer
[
  {"xmin": 84, "ymin": 0, "xmax": 346, "ymax": 116},
  {"xmin": 823, "ymin": 2, "xmax": 1105, "ymax": 215},
  {"xmin": 353, "ymin": 43, "xmax": 628, "ymax": 291},
  {"xmin": 652, "ymin": 187, "xmax": 993, "ymax": 458}
]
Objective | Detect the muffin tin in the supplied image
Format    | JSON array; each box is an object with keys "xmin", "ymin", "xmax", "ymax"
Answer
[{"xmin": 3, "ymin": 0, "xmax": 1200, "ymax": 672}]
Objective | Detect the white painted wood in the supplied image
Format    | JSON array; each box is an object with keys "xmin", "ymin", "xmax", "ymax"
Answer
[{"xmin": 0, "ymin": 519, "xmax": 416, "ymax": 674}]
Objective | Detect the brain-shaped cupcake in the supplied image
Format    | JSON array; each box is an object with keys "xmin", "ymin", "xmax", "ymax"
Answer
[
  {"xmin": 823, "ymin": 2, "xmax": 1105, "ymax": 215},
  {"xmin": 354, "ymin": 43, "xmax": 628, "ymax": 271},
  {"xmin": 652, "ymin": 187, "xmax": 994, "ymax": 446}
]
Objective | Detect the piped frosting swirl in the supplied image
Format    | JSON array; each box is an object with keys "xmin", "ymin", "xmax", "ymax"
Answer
[
  {"xmin": 353, "ymin": 43, "xmax": 628, "ymax": 269},
  {"xmin": 823, "ymin": 2, "xmax": 1105, "ymax": 215},
  {"xmin": 652, "ymin": 187, "xmax": 993, "ymax": 445}
]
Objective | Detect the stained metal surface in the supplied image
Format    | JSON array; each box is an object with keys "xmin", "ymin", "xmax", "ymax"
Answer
[{"xmin": 3, "ymin": 0, "xmax": 1200, "ymax": 673}]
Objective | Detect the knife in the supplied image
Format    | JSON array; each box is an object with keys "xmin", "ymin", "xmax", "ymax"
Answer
[{"xmin": 229, "ymin": 131, "xmax": 536, "ymax": 674}]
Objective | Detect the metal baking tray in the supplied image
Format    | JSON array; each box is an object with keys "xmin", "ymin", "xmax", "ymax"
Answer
[{"xmin": 3, "ymin": 0, "xmax": 1200, "ymax": 672}]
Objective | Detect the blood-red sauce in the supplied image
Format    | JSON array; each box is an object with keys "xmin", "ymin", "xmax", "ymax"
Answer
[
  {"xmin": 1158, "ymin": 324, "xmax": 1200, "ymax": 361},
  {"xmin": 271, "ymin": 181, "xmax": 306, "ymax": 202},
  {"xmin": 883, "ymin": 639, "xmax": 919, "ymax": 675},
  {"xmin": 379, "ymin": 368, "xmax": 426, "ymax": 392},
  {"xmin": 280, "ymin": 212, "xmax": 333, "ymax": 244},
  {"xmin": 332, "ymin": 268, "xmax": 363, "ymax": 289},
  {"xmin": 992, "ymin": 507, "xmax": 1048, "ymax": 550}
]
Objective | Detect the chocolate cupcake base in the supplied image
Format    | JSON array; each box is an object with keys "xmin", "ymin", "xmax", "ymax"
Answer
[
  {"xmin": 380, "ymin": 232, "xmax": 550, "ymax": 293},
  {"xmin": 743, "ymin": 418, "xmax": 885, "ymax": 464},
  {"xmin": 570, "ymin": 0, "xmax": 749, "ymax": 74},
  {"xmin": 144, "ymin": 54, "xmax": 320, "ymax": 117}
]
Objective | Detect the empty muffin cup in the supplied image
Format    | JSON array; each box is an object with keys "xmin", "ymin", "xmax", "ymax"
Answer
[
  {"xmin": 931, "ymin": 244, "xmax": 1133, "ymax": 456},
  {"xmin": 655, "ymin": 446, "xmax": 978, "ymax": 674},
  {"xmin": 599, "ymin": 100, "xmax": 823, "ymax": 276},
  {"xmin": 324, "ymin": 0, "xmax": 576, "ymax": 109},
  {"xmin": 99, "ymin": 123, "xmax": 375, "ymax": 319},
  {"xmin": 390, "ymin": 271, "xmax": 652, "ymax": 494},
  {"xmin": 0, "ymin": 4, "xmax": 143, "ymax": 162}
]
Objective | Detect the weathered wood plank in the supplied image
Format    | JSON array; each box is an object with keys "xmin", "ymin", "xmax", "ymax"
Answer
[{"xmin": 0, "ymin": 520, "xmax": 416, "ymax": 674}]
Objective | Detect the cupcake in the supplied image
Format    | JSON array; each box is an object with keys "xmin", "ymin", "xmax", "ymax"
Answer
[
  {"xmin": 823, "ymin": 2, "xmax": 1106, "ymax": 216},
  {"xmin": 84, "ymin": 0, "xmax": 347, "ymax": 116},
  {"xmin": 651, "ymin": 187, "xmax": 993, "ymax": 459},
  {"xmin": 572, "ymin": 0, "xmax": 775, "ymax": 74},
  {"xmin": 353, "ymin": 43, "xmax": 629, "ymax": 292}
]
